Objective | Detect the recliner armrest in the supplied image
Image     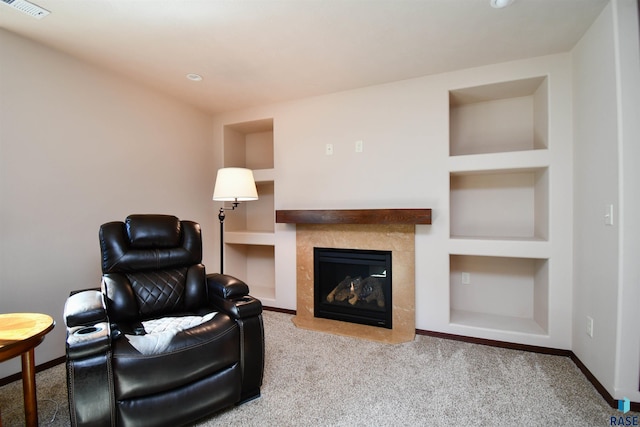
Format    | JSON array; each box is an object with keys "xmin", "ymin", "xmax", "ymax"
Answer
[
  {"xmin": 207, "ymin": 273, "xmax": 250, "ymax": 299},
  {"xmin": 64, "ymin": 290, "xmax": 111, "ymax": 359},
  {"xmin": 211, "ymin": 294, "xmax": 262, "ymax": 319},
  {"xmin": 64, "ymin": 290, "xmax": 107, "ymax": 327},
  {"xmin": 206, "ymin": 273, "xmax": 262, "ymax": 319},
  {"xmin": 66, "ymin": 322, "xmax": 111, "ymax": 359}
]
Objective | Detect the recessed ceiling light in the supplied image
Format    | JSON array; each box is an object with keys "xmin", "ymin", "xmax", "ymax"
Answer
[
  {"xmin": 186, "ymin": 73, "xmax": 203, "ymax": 82},
  {"xmin": 490, "ymin": 0, "xmax": 514, "ymax": 8}
]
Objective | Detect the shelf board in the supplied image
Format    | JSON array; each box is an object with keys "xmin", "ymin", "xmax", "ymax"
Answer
[
  {"xmin": 276, "ymin": 208, "xmax": 431, "ymax": 225},
  {"xmin": 252, "ymin": 168, "xmax": 275, "ymax": 183},
  {"xmin": 450, "ymin": 309, "xmax": 547, "ymax": 336},
  {"xmin": 224, "ymin": 231, "xmax": 275, "ymax": 246},
  {"xmin": 448, "ymin": 237, "xmax": 549, "ymax": 258},
  {"xmin": 449, "ymin": 149, "xmax": 549, "ymax": 174}
]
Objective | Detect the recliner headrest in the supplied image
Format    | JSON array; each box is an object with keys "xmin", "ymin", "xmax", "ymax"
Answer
[
  {"xmin": 100, "ymin": 214, "xmax": 202, "ymax": 273},
  {"xmin": 126, "ymin": 215, "xmax": 181, "ymax": 248}
]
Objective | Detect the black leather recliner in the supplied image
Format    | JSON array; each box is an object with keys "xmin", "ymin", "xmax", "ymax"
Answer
[{"xmin": 63, "ymin": 214, "xmax": 264, "ymax": 426}]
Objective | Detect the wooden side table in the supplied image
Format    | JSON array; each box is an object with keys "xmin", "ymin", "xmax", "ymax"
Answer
[{"xmin": 0, "ymin": 313, "xmax": 55, "ymax": 427}]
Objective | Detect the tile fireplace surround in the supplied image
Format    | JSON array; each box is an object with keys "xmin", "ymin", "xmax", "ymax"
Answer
[{"xmin": 276, "ymin": 209, "xmax": 431, "ymax": 344}]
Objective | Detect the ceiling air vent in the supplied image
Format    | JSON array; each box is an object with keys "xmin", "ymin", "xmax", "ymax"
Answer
[{"xmin": 1, "ymin": 0, "xmax": 50, "ymax": 19}]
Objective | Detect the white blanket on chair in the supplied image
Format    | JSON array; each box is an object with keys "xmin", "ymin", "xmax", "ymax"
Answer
[{"xmin": 126, "ymin": 312, "xmax": 217, "ymax": 355}]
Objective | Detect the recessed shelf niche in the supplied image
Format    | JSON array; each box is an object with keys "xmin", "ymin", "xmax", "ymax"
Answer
[
  {"xmin": 449, "ymin": 76, "xmax": 548, "ymax": 156},
  {"xmin": 449, "ymin": 254, "xmax": 549, "ymax": 335},
  {"xmin": 223, "ymin": 118, "xmax": 274, "ymax": 170},
  {"xmin": 448, "ymin": 75, "xmax": 553, "ymax": 342},
  {"xmin": 221, "ymin": 118, "xmax": 276, "ymax": 304},
  {"xmin": 450, "ymin": 167, "xmax": 549, "ymax": 240},
  {"xmin": 225, "ymin": 181, "xmax": 274, "ymax": 233},
  {"xmin": 226, "ymin": 244, "xmax": 276, "ymax": 301}
]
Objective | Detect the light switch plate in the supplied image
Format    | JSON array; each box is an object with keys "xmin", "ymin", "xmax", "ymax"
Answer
[
  {"xmin": 604, "ymin": 204, "xmax": 614, "ymax": 226},
  {"xmin": 461, "ymin": 272, "xmax": 471, "ymax": 285}
]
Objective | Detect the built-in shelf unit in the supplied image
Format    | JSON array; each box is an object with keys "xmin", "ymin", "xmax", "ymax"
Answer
[
  {"xmin": 448, "ymin": 76, "xmax": 550, "ymax": 337},
  {"xmin": 222, "ymin": 118, "xmax": 276, "ymax": 302}
]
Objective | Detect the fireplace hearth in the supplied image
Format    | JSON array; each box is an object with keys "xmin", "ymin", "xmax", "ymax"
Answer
[{"xmin": 314, "ymin": 247, "xmax": 392, "ymax": 329}]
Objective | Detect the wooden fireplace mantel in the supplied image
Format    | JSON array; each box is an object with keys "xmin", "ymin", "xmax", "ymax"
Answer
[{"xmin": 275, "ymin": 208, "xmax": 431, "ymax": 225}]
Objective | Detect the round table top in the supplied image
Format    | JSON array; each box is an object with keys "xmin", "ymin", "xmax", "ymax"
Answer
[{"xmin": 0, "ymin": 313, "xmax": 55, "ymax": 361}]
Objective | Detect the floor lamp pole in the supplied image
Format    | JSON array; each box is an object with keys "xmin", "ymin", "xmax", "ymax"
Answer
[{"xmin": 218, "ymin": 207, "xmax": 226, "ymax": 274}]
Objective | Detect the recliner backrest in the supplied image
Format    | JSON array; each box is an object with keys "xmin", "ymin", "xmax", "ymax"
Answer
[
  {"xmin": 100, "ymin": 215, "xmax": 202, "ymax": 273},
  {"xmin": 99, "ymin": 215, "xmax": 207, "ymax": 321}
]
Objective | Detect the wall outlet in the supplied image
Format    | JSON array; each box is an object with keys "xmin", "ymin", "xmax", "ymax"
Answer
[
  {"xmin": 586, "ymin": 316, "xmax": 594, "ymax": 337},
  {"xmin": 461, "ymin": 272, "xmax": 471, "ymax": 285}
]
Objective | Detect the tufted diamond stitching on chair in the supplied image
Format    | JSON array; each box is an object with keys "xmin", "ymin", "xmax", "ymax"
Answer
[{"xmin": 127, "ymin": 268, "xmax": 187, "ymax": 316}]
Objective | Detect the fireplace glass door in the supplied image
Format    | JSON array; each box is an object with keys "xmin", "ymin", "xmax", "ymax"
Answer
[{"xmin": 314, "ymin": 247, "xmax": 392, "ymax": 329}]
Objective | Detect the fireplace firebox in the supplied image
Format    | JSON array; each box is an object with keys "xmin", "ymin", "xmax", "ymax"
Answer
[{"xmin": 314, "ymin": 247, "xmax": 392, "ymax": 329}]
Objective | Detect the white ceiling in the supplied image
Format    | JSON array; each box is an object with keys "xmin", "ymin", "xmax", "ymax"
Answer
[{"xmin": 0, "ymin": 0, "xmax": 608, "ymax": 114}]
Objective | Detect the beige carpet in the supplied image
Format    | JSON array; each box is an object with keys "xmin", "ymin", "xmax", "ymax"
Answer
[{"xmin": 0, "ymin": 311, "xmax": 630, "ymax": 426}]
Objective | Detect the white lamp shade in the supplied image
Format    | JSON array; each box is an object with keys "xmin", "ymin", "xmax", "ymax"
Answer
[{"xmin": 213, "ymin": 167, "xmax": 259, "ymax": 202}]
